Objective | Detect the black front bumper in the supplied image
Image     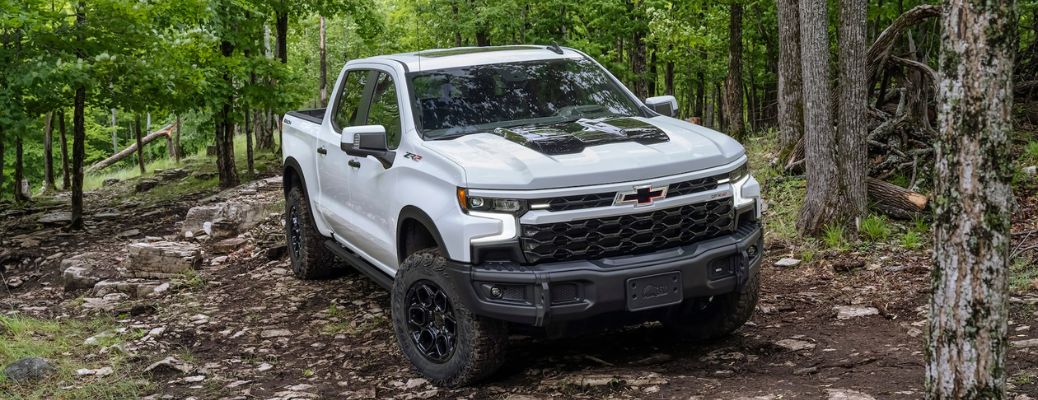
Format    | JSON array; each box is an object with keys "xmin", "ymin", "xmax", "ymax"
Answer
[{"xmin": 445, "ymin": 221, "xmax": 763, "ymax": 327}]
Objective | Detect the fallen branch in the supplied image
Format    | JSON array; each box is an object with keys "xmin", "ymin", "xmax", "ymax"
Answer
[
  {"xmin": 866, "ymin": 4, "xmax": 941, "ymax": 81},
  {"xmin": 891, "ymin": 56, "xmax": 939, "ymax": 92},
  {"xmin": 88, "ymin": 124, "xmax": 174, "ymax": 172},
  {"xmin": 867, "ymin": 177, "xmax": 928, "ymax": 220}
]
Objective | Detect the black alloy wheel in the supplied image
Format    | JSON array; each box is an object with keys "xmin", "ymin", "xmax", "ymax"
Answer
[{"xmin": 405, "ymin": 280, "xmax": 458, "ymax": 363}]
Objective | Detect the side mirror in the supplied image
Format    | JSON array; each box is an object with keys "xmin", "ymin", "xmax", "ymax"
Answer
[
  {"xmin": 645, "ymin": 95, "xmax": 678, "ymax": 117},
  {"xmin": 340, "ymin": 125, "xmax": 396, "ymax": 168}
]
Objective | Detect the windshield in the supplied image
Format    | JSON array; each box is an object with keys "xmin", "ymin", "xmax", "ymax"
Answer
[{"xmin": 409, "ymin": 58, "xmax": 645, "ymax": 138}]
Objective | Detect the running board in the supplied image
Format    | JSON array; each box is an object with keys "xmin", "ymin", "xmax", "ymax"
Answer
[{"xmin": 323, "ymin": 240, "xmax": 393, "ymax": 290}]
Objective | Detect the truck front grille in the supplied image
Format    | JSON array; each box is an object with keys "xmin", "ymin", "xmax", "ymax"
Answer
[
  {"xmin": 519, "ymin": 198, "xmax": 735, "ymax": 264},
  {"xmin": 532, "ymin": 174, "xmax": 725, "ymax": 212}
]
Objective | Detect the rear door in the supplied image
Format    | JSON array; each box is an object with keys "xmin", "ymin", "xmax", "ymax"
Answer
[{"xmin": 315, "ymin": 68, "xmax": 372, "ymax": 236}]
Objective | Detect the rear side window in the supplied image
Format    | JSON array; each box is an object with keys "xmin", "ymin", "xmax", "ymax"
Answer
[
  {"xmin": 366, "ymin": 72, "xmax": 402, "ymax": 149},
  {"xmin": 333, "ymin": 70, "xmax": 369, "ymax": 132}
]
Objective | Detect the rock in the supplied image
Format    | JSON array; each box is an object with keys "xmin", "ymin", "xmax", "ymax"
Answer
[
  {"xmin": 93, "ymin": 279, "xmax": 163, "ymax": 298},
  {"xmin": 5, "ymin": 276, "xmax": 24, "ymax": 289},
  {"xmin": 793, "ymin": 366, "xmax": 818, "ymax": 375},
  {"xmin": 775, "ymin": 338, "xmax": 816, "ymax": 351},
  {"xmin": 826, "ymin": 389, "xmax": 876, "ymax": 400},
  {"xmin": 144, "ymin": 356, "xmax": 192, "ymax": 376},
  {"xmin": 209, "ymin": 219, "xmax": 239, "ymax": 239},
  {"xmin": 833, "ymin": 305, "xmax": 880, "ymax": 320},
  {"xmin": 116, "ymin": 229, "xmax": 141, "ymax": 239},
  {"xmin": 1024, "ymin": 165, "xmax": 1037, "ymax": 176},
  {"xmin": 257, "ymin": 363, "xmax": 273, "ymax": 372},
  {"xmin": 184, "ymin": 375, "xmax": 206, "ymax": 382},
  {"xmin": 102, "ymin": 178, "xmax": 121, "ymax": 186},
  {"xmin": 404, "ymin": 378, "xmax": 429, "ymax": 389},
  {"xmin": 261, "ymin": 329, "xmax": 292, "ymax": 338},
  {"xmin": 150, "ymin": 282, "xmax": 170, "ymax": 297},
  {"xmin": 124, "ymin": 241, "xmax": 201, "ymax": 279},
  {"xmin": 76, "ymin": 366, "xmax": 114, "ymax": 377},
  {"xmin": 135, "ymin": 178, "xmax": 160, "ymax": 193},
  {"xmin": 213, "ymin": 237, "xmax": 248, "ymax": 254},
  {"xmin": 60, "ymin": 252, "xmax": 116, "ymax": 291},
  {"xmin": 38, "ymin": 211, "xmax": 72, "ymax": 226},
  {"xmin": 775, "ymin": 258, "xmax": 801, "ymax": 268},
  {"xmin": 158, "ymin": 168, "xmax": 188, "ymax": 181},
  {"xmin": 81, "ymin": 297, "xmax": 118, "ymax": 311},
  {"xmin": 181, "ymin": 199, "xmax": 269, "ymax": 238},
  {"xmin": 1010, "ymin": 338, "xmax": 1038, "ymax": 348},
  {"xmin": 4, "ymin": 357, "xmax": 56, "ymax": 382}
]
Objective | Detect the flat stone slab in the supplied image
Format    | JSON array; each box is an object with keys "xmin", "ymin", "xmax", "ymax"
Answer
[
  {"xmin": 775, "ymin": 258, "xmax": 801, "ymax": 268},
  {"xmin": 125, "ymin": 241, "xmax": 201, "ymax": 279},
  {"xmin": 775, "ymin": 338, "xmax": 816, "ymax": 351},
  {"xmin": 60, "ymin": 252, "xmax": 116, "ymax": 291},
  {"xmin": 38, "ymin": 212, "xmax": 72, "ymax": 225},
  {"xmin": 93, "ymin": 279, "xmax": 164, "ymax": 298},
  {"xmin": 833, "ymin": 305, "xmax": 880, "ymax": 320}
]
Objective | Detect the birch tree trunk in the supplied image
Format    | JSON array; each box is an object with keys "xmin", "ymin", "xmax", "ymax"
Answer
[
  {"xmin": 723, "ymin": 3, "xmax": 744, "ymax": 141},
  {"xmin": 776, "ymin": 0, "xmax": 803, "ymax": 152},
  {"xmin": 926, "ymin": 0, "xmax": 1015, "ymax": 397}
]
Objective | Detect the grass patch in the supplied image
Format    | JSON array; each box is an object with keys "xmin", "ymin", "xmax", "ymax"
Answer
[
  {"xmin": 1010, "ymin": 255, "xmax": 1038, "ymax": 293},
  {"xmin": 900, "ymin": 231, "xmax": 923, "ymax": 250},
  {"xmin": 822, "ymin": 224, "xmax": 849, "ymax": 251},
  {"xmin": 859, "ymin": 214, "xmax": 891, "ymax": 242},
  {"xmin": 0, "ymin": 315, "xmax": 151, "ymax": 399}
]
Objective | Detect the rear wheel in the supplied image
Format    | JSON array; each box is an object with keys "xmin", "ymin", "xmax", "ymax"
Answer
[
  {"xmin": 662, "ymin": 270, "xmax": 760, "ymax": 341},
  {"xmin": 391, "ymin": 249, "xmax": 507, "ymax": 387},
  {"xmin": 284, "ymin": 185, "xmax": 337, "ymax": 280}
]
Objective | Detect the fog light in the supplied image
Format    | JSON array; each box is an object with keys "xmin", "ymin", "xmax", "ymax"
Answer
[
  {"xmin": 489, "ymin": 286, "xmax": 502, "ymax": 298},
  {"xmin": 747, "ymin": 245, "xmax": 758, "ymax": 258}
]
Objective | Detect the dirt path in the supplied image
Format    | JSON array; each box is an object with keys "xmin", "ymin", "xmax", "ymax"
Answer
[{"xmin": 1, "ymin": 174, "xmax": 1036, "ymax": 399}]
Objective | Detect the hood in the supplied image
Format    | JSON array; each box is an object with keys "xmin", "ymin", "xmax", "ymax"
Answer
[{"xmin": 422, "ymin": 116, "xmax": 744, "ymax": 190}]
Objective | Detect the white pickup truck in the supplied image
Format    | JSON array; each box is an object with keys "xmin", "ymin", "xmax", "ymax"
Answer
[{"xmin": 281, "ymin": 45, "xmax": 763, "ymax": 387}]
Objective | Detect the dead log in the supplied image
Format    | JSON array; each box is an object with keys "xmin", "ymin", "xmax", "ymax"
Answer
[
  {"xmin": 87, "ymin": 124, "xmax": 174, "ymax": 172},
  {"xmin": 866, "ymin": 5, "xmax": 941, "ymax": 81},
  {"xmin": 867, "ymin": 177, "xmax": 927, "ymax": 219},
  {"xmin": 891, "ymin": 56, "xmax": 939, "ymax": 92}
]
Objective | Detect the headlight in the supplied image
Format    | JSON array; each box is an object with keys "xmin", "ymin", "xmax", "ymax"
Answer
[
  {"xmin": 457, "ymin": 188, "xmax": 527, "ymax": 215},
  {"xmin": 728, "ymin": 163, "xmax": 748, "ymax": 183}
]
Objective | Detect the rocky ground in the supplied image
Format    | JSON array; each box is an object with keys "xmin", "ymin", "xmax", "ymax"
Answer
[{"xmin": 1, "ymin": 167, "xmax": 1037, "ymax": 399}]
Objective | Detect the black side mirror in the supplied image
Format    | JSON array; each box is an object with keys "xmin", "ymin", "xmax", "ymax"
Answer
[{"xmin": 340, "ymin": 125, "xmax": 396, "ymax": 168}]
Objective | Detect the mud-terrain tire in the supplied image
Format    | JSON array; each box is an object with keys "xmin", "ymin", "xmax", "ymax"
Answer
[
  {"xmin": 391, "ymin": 248, "xmax": 507, "ymax": 387},
  {"xmin": 663, "ymin": 270, "xmax": 760, "ymax": 341},
  {"xmin": 284, "ymin": 185, "xmax": 337, "ymax": 280}
]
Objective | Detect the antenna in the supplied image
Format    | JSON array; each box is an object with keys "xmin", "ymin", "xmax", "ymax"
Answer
[{"xmin": 547, "ymin": 42, "xmax": 564, "ymax": 55}]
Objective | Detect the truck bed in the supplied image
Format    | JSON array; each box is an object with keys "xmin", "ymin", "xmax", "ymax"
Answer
[{"xmin": 286, "ymin": 108, "xmax": 325, "ymax": 125}]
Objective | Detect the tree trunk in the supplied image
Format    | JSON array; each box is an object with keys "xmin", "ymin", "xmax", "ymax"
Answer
[
  {"xmin": 715, "ymin": 82, "xmax": 725, "ymax": 130},
  {"xmin": 110, "ymin": 109, "xmax": 118, "ymax": 154},
  {"xmin": 275, "ymin": 9, "xmax": 288, "ymax": 64},
  {"xmin": 777, "ymin": 0, "xmax": 804, "ymax": 152},
  {"xmin": 88, "ymin": 125, "xmax": 173, "ymax": 172},
  {"xmin": 59, "ymin": 109, "xmax": 69, "ymax": 190},
  {"xmin": 217, "ymin": 40, "xmax": 240, "ymax": 189},
  {"xmin": 134, "ymin": 113, "xmax": 145, "ymax": 175},
  {"xmin": 14, "ymin": 136, "xmax": 27, "ymax": 202},
  {"xmin": 0, "ymin": 126, "xmax": 4, "ymax": 196},
  {"xmin": 452, "ymin": 3, "xmax": 462, "ymax": 47},
  {"xmin": 174, "ymin": 115, "xmax": 182, "ymax": 164},
  {"xmin": 867, "ymin": 177, "xmax": 927, "ymax": 219},
  {"xmin": 724, "ymin": 4, "xmax": 745, "ymax": 141},
  {"xmin": 836, "ymin": 0, "xmax": 868, "ymax": 225},
  {"xmin": 795, "ymin": 0, "xmax": 844, "ymax": 235},
  {"xmin": 70, "ymin": 5, "xmax": 86, "ymax": 231},
  {"xmin": 43, "ymin": 112, "xmax": 56, "ymax": 192},
  {"xmin": 926, "ymin": 0, "xmax": 1015, "ymax": 397},
  {"xmin": 665, "ymin": 61, "xmax": 675, "ymax": 96},
  {"xmin": 245, "ymin": 108, "xmax": 254, "ymax": 175},
  {"xmin": 647, "ymin": 47, "xmax": 657, "ymax": 98},
  {"xmin": 695, "ymin": 51, "xmax": 706, "ymax": 118},
  {"xmin": 319, "ymin": 16, "xmax": 328, "ymax": 106}
]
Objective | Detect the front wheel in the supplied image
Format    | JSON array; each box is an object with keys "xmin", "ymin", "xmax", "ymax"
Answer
[
  {"xmin": 391, "ymin": 249, "xmax": 507, "ymax": 387},
  {"xmin": 662, "ymin": 269, "xmax": 760, "ymax": 341}
]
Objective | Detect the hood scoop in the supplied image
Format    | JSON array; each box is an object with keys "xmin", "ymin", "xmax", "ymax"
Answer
[{"xmin": 492, "ymin": 117, "xmax": 669, "ymax": 155}]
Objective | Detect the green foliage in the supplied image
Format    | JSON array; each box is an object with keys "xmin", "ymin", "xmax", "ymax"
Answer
[
  {"xmin": 859, "ymin": 214, "xmax": 891, "ymax": 242},
  {"xmin": 900, "ymin": 230, "xmax": 922, "ymax": 250},
  {"xmin": 822, "ymin": 224, "xmax": 849, "ymax": 250},
  {"xmin": 1010, "ymin": 255, "xmax": 1037, "ymax": 293}
]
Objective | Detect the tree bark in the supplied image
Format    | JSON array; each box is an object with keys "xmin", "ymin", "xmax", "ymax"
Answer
[
  {"xmin": 867, "ymin": 177, "xmax": 927, "ymax": 219},
  {"xmin": 866, "ymin": 4, "xmax": 940, "ymax": 81},
  {"xmin": 275, "ymin": 8, "xmax": 288, "ymax": 64},
  {"xmin": 174, "ymin": 115, "xmax": 182, "ymax": 164},
  {"xmin": 724, "ymin": 3, "xmax": 745, "ymax": 141},
  {"xmin": 134, "ymin": 113, "xmax": 146, "ymax": 174},
  {"xmin": 926, "ymin": 0, "xmax": 1015, "ymax": 397},
  {"xmin": 245, "ymin": 108, "xmax": 254, "ymax": 175},
  {"xmin": 43, "ymin": 112, "xmax": 56, "ymax": 192},
  {"xmin": 665, "ymin": 60, "xmax": 674, "ymax": 96},
  {"xmin": 0, "ymin": 126, "xmax": 4, "ymax": 196},
  {"xmin": 452, "ymin": 3, "xmax": 462, "ymax": 47},
  {"xmin": 836, "ymin": 0, "xmax": 868, "ymax": 224},
  {"xmin": 795, "ymin": 0, "xmax": 843, "ymax": 234},
  {"xmin": 777, "ymin": 0, "xmax": 804, "ymax": 152},
  {"xmin": 59, "ymin": 109, "xmax": 69, "ymax": 190},
  {"xmin": 70, "ymin": 5, "xmax": 86, "ymax": 231},
  {"xmin": 319, "ymin": 16, "xmax": 328, "ymax": 106},
  {"xmin": 216, "ymin": 39, "xmax": 240, "ymax": 189}
]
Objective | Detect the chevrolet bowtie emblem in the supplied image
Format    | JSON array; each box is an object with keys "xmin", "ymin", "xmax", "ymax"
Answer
[{"xmin": 615, "ymin": 185, "xmax": 668, "ymax": 207}]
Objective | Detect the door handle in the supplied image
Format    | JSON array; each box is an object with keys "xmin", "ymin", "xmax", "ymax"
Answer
[
  {"xmin": 317, "ymin": 147, "xmax": 327, "ymax": 155},
  {"xmin": 348, "ymin": 160, "xmax": 361, "ymax": 169}
]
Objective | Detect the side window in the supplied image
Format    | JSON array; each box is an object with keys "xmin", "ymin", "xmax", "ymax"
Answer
[
  {"xmin": 366, "ymin": 72, "xmax": 402, "ymax": 149},
  {"xmin": 333, "ymin": 70, "xmax": 369, "ymax": 132}
]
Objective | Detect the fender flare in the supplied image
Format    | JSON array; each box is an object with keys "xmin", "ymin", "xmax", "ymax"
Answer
[
  {"xmin": 397, "ymin": 206, "xmax": 451, "ymax": 261},
  {"xmin": 282, "ymin": 156, "xmax": 308, "ymax": 197}
]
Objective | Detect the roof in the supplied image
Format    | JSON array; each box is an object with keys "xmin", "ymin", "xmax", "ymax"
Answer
[{"xmin": 351, "ymin": 45, "xmax": 585, "ymax": 73}]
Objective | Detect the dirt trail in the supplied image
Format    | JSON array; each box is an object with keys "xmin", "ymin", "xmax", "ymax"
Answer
[{"xmin": 1, "ymin": 174, "xmax": 1036, "ymax": 399}]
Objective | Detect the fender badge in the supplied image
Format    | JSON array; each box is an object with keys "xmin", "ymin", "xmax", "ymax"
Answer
[{"xmin": 404, "ymin": 152, "xmax": 422, "ymax": 162}]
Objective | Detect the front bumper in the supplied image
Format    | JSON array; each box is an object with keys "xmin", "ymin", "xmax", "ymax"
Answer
[{"xmin": 445, "ymin": 221, "xmax": 763, "ymax": 327}]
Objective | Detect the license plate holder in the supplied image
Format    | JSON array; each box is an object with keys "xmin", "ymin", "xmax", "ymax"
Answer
[{"xmin": 626, "ymin": 271, "xmax": 683, "ymax": 311}]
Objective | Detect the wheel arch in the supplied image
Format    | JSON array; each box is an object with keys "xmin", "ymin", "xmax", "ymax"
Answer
[{"xmin": 397, "ymin": 206, "xmax": 450, "ymax": 264}]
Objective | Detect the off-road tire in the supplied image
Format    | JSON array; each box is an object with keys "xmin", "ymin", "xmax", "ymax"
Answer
[
  {"xmin": 284, "ymin": 185, "xmax": 337, "ymax": 280},
  {"xmin": 391, "ymin": 248, "xmax": 507, "ymax": 387},
  {"xmin": 663, "ymin": 269, "xmax": 760, "ymax": 341}
]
